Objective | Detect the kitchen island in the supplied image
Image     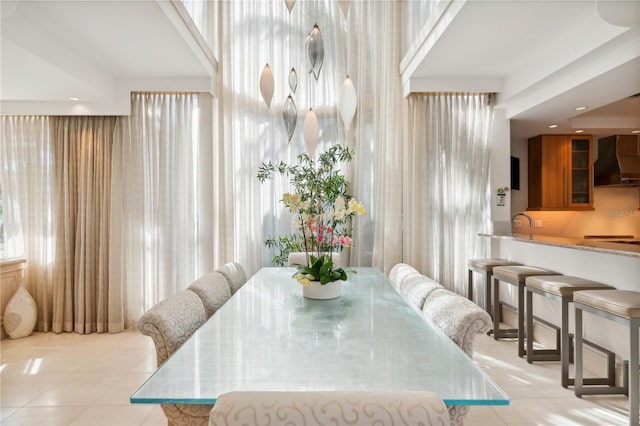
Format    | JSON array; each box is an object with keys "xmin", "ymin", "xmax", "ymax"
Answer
[{"xmin": 481, "ymin": 232, "xmax": 639, "ymax": 367}]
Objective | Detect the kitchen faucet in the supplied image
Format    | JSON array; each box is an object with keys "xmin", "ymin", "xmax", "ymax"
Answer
[{"xmin": 511, "ymin": 212, "xmax": 533, "ymax": 237}]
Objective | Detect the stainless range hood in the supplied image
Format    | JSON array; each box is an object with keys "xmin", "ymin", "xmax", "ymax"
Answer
[{"xmin": 593, "ymin": 135, "xmax": 640, "ymax": 187}]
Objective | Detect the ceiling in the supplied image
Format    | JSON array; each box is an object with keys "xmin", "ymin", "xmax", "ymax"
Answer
[
  {"xmin": 0, "ymin": 0, "xmax": 216, "ymax": 115},
  {"xmin": 1, "ymin": 0, "xmax": 638, "ymax": 140},
  {"xmin": 401, "ymin": 0, "xmax": 640, "ymax": 142}
]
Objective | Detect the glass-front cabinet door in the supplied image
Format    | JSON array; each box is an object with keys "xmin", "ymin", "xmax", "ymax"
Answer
[{"xmin": 569, "ymin": 137, "xmax": 593, "ymax": 208}]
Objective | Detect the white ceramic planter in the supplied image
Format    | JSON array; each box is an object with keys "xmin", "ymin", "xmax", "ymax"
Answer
[{"xmin": 303, "ymin": 280, "xmax": 341, "ymax": 300}]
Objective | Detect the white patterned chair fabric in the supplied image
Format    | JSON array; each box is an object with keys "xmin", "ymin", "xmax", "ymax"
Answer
[
  {"xmin": 216, "ymin": 262, "xmax": 248, "ymax": 294},
  {"xmin": 209, "ymin": 390, "xmax": 451, "ymax": 426},
  {"xmin": 422, "ymin": 288, "xmax": 492, "ymax": 357},
  {"xmin": 421, "ymin": 287, "xmax": 492, "ymax": 426},
  {"xmin": 188, "ymin": 272, "xmax": 232, "ymax": 318},
  {"xmin": 388, "ymin": 263, "xmax": 420, "ymax": 290},
  {"xmin": 137, "ymin": 289, "xmax": 212, "ymax": 426},
  {"xmin": 402, "ymin": 275, "xmax": 444, "ymax": 310}
]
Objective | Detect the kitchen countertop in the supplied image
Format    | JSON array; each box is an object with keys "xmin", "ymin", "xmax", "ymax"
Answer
[{"xmin": 480, "ymin": 233, "xmax": 640, "ymax": 258}]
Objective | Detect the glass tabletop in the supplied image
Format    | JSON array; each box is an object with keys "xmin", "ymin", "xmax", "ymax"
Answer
[{"xmin": 131, "ymin": 267, "xmax": 509, "ymax": 406}]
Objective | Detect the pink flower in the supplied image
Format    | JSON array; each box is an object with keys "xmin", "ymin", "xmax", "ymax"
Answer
[{"xmin": 339, "ymin": 236, "xmax": 352, "ymax": 247}]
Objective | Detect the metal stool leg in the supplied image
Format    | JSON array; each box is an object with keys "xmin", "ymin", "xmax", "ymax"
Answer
[
  {"xmin": 630, "ymin": 319, "xmax": 639, "ymax": 426},
  {"xmin": 561, "ymin": 297, "xmax": 571, "ymax": 388},
  {"xmin": 575, "ymin": 306, "xmax": 584, "ymax": 393},
  {"xmin": 485, "ymin": 271, "xmax": 492, "ymax": 318},
  {"xmin": 518, "ymin": 282, "xmax": 525, "ymax": 358}
]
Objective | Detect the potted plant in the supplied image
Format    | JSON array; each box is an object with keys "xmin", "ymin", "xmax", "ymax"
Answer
[{"xmin": 257, "ymin": 144, "xmax": 365, "ymax": 298}]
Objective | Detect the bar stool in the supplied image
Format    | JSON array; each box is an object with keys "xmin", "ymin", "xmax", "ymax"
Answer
[
  {"xmin": 525, "ymin": 275, "xmax": 614, "ymax": 388},
  {"xmin": 467, "ymin": 259, "xmax": 521, "ymax": 317},
  {"xmin": 574, "ymin": 290, "xmax": 640, "ymax": 426},
  {"xmin": 492, "ymin": 265, "xmax": 556, "ymax": 357}
]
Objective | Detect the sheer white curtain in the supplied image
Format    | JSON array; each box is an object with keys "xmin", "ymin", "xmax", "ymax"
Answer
[
  {"xmin": 404, "ymin": 93, "xmax": 493, "ymax": 293},
  {"xmin": 1, "ymin": 116, "xmax": 56, "ymax": 332},
  {"xmin": 215, "ymin": 0, "xmax": 403, "ymax": 273},
  {"xmin": 111, "ymin": 93, "xmax": 201, "ymax": 326}
]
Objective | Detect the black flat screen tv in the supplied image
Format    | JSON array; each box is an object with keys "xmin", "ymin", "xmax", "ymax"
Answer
[{"xmin": 510, "ymin": 156, "xmax": 520, "ymax": 190}]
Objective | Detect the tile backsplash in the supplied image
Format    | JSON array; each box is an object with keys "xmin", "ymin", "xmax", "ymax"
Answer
[{"xmin": 519, "ymin": 187, "xmax": 640, "ymax": 239}]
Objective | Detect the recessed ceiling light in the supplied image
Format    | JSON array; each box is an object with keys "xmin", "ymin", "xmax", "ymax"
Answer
[
  {"xmin": 548, "ymin": 124, "xmax": 558, "ymax": 129},
  {"xmin": 632, "ymin": 130, "xmax": 640, "ymax": 134},
  {"xmin": 575, "ymin": 129, "xmax": 584, "ymax": 133},
  {"xmin": 575, "ymin": 106, "xmax": 587, "ymax": 111},
  {"xmin": 68, "ymin": 96, "xmax": 80, "ymax": 101}
]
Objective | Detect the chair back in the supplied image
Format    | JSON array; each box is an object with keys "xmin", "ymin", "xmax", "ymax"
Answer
[
  {"xmin": 188, "ymin": 272, "xmax": 232, "ymax": 318},
  {"xmin": 216, "ymin": 262, "xmax": 247, "ymax": 294},
  {"xmin": 388, "ymin": 263, "xmax": 419, "ymax": 289},
  {"xmin": 422, "ymin": 288, "xmax": 492, "ymax": 357},
  {"xmin": 402, "ymin": 275, "xmax": 444, "ymax": 309},
  {"xmin": 137, "ymin": 289, "xmax": 207, "ymax": 366},
  {"xmin": 209, "ymin": 390, "xmax": 450, "ymax": 426}
]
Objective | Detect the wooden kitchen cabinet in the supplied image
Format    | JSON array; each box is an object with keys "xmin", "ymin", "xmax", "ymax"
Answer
[{"xmin": 528, "ymin": 135, "xmax": 594, "ymax": 210}]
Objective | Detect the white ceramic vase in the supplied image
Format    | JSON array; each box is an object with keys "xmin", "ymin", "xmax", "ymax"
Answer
[
  {"xmin": 303, "ymin": 280, "xmax": 342, "ymax": 300},
  {"xmin": 4, "ymin": 280, "xmax": 37, "ymax": 339}
]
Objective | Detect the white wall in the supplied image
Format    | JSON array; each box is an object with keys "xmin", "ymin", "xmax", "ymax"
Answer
[{"xmin": 490, "ymin": 108, "xmax": 512, "ymax": 234}]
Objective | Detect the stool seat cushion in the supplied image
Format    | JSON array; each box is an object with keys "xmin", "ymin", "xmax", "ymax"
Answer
[
  {"xmin": 525, "ymin": 275, "xmax": 613, "ymax": 297},
  {"xmin": 468, "ymin": 258, "xmax": 521, "ymax": 272},
  {"xmin": 574, "ymin": 290, "xmax": 640, "ymax": 319},
  {"xmin": 493, "ymin": 265, "xmax": 556, "ymax": 284}
]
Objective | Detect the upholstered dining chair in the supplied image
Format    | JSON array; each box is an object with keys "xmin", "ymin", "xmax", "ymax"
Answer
[
  {"xmin": 401, "ymin": 275, "xmax": 444, "ymax": 310},
  {"xmin": 421, "ymin": 287, "xmax": 493, "ymax": 426},
  {"xmin": 215, "ymin": 262, "xmax": 247, "ymax": 294},
  {"xmin": 188, "ymin": 271, "xmax": 232, "ymax": 318},
  {"xmin": 208, "ymin": 390, "xmax": 451, "ymax": 426},
  {"xmin": 388, "ymin": 263, "xmax": 420, "ymax": 290},
  {"xmin": 137, "ymin": 289, "xmax": 212, "ymax": 426}
]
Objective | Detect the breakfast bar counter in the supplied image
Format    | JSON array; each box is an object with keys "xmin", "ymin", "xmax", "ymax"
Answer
[
  {"xmin": 481, "ymin": 232, "xmax": 640, "ymax": 360},
  {"xmin": 480, "ymin": 233, "xmax": 640, "ymax": 258}
]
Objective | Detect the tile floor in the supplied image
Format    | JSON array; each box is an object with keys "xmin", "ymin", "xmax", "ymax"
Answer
[{"xmin": 0, "ymin": 328, "xmax": 631, "ymax": 425}]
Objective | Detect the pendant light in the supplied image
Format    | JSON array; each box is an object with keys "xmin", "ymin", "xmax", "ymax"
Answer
[
  {"xmin": 259, "ymin": 64, "xmax": 274, "ymax": 108},
  {"xmin": 338, "ymin": 0, "xmax": 350, "ymax": 18},
  {"xmin": 307, "ymin": 24, "xmax": 324, "ymax": 81},
  {"xmin": 289, "ymin": 68, "xmax": 298, "ymax": 93},
  {"xmin": 283, "ymin": 95, "xmax": 297, "ymax": 142},
  {"xmin": 285, "ymin": 0, "xmax": 295, "ymax": 13},
  {"xmin": 339, "ymin": 76, "xmax": 357, "ymax": 133},
  {"xmin": 303, "ymin": 108, "xmax": 319, "ymax": 157}
]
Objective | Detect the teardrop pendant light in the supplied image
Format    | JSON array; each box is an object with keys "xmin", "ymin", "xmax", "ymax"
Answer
[
  {"xmin": 259, "ymin": 63, "xmax": 274, "ymax": 108},
  {"xmin": 303, "ymin": 108, "xmax": 319, "ymax": 157},
  {"xmin": 285, "ymin": 0, "xmax": 295, "ymax": 13},
  {"xmin": 338, "ymin": 0, "xmax": 350, "ymax": 17},
  {"xmin": 283, "ymin": 95, "xmax": 297, "ymax": 142},
  {"xmin": 288, "ymin": 68, "xmax": 298, "ymax": 93},
  {"xmin": 307, "ymin": 24, "xmax": 324, "ymax": 81},
  {"xmin": 339, "ymin": 76, "xmax": 357, "ymax": 133}
]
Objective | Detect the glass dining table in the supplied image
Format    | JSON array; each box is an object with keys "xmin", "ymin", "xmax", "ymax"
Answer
[{"xmin": 130, "ymin": 267, "xmax": 509, "ymax": 407}]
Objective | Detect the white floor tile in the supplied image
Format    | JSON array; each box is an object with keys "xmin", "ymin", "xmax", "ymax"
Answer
[{"xmin": 0, "ymin": 327, "xmax": 634, "ymax": 425}]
